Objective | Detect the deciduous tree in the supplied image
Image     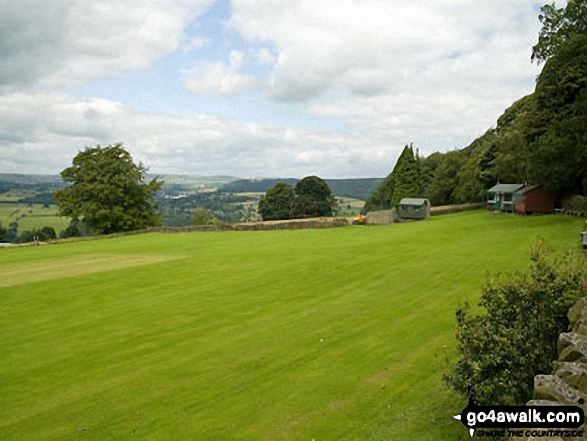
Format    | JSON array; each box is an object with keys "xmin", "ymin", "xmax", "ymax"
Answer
[
  {"xmin": 6, "ymin": 222, "xmax": 18, "ymax": 243},
  {"xmin": 54, "ymin": 144, "xmax": 162, "ymax": 235},
  {"xmin": 258, "ymin": 177, "xmax": 336, "ymax": 220},
  {"xmin": 192, "ymin": 207, "xmax": 215, "ymax": 225},
  {"xmin": 525, "ymin": 1, "xmax": 587, "ymax": 196},
  {"xmin": 258, "ymin": 182, "xmax": 295, "ymax": 221},
  {"xmin": 293, "ymin": 176, "xmax": 337, "ymax": 218},
  {"xmin": 532, "ymin": 0, "xmax": 587, "ymax": 63}
]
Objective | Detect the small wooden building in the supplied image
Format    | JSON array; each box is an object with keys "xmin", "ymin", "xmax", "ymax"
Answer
[
  {"xmin": 487, "ymin": 183, "xmax": 525, "ymax": 212},
  {"xmin": 513, "ymin": 185, "xmax": 555, "ymax": 214},
  {"xmin": 398, "ymin": 198, "xmax": 430, "ymax": 220}
]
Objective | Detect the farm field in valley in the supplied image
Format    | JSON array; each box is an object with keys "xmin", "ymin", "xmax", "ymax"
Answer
[
  {"xmin": 0, "ymin": 203, "xmax": 71, "ymax": 234},
  {"xmin": 0, "ymin": 211, "xmax": 584, "ymax": 440}
]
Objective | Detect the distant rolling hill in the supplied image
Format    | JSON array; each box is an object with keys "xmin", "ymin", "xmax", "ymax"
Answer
[
  {"xmin": 221, "ymin": 178, "xmax": 384, "ymax": 200},
  {"xmin": 0, "ymin": 174, "xmax": 384, "ymax": 201},
  {"xmin": 0, "ymin": 173, "xmax": 66, "ymax": 192}
]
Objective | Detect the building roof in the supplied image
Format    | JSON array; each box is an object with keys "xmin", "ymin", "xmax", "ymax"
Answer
[
  {"xmin": 513, "ymin": 185, "xmax": 540, "ymax": 195},
  {"xmin": 487, "ymin": 183, "xmax": 525, "ymax": 193},
  {"xmin": 399, "ymin": 198, "xmax": 429, "ymax": 206}
]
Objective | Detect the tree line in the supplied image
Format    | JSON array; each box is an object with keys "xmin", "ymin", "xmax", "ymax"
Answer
[
  {"xmin": 159, "ymin": 192, "xmax": 258, "ymax": 225},
  {"xmin": 0, "ymin": 224, "xmax": 57, "ymax": 243}
]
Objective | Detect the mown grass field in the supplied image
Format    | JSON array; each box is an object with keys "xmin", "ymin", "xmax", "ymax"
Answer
[{"xmin": 0, "ymin": 211, "xmax": 584, "ymax": 440}]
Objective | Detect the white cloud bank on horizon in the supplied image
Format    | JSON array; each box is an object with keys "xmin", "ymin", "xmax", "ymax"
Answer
[
  {"xmin": 0, "ymin": 92, "xmax": 385, "ymax": 178},
  {"xmin": 0, "ymin": 0, "xmax": 547, "ymax": 178}
]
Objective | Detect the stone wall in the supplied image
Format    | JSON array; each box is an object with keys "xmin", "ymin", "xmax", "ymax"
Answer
[
  {"xmin": 521, "ymin": 296, "xmax": 587, "ymax": 440},
  {"xmin": 430, "ymin": 202, "xmax": 485, "ymax": 215},
  {"xmin": 149, "ymin": 217, "xmax": 350, "ymax": 232},
  {"xmin": 365, "ymin": 209, "xmax": 396, "ymax": 225}
]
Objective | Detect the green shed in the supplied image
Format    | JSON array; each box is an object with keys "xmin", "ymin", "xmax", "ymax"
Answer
[
  {"xmin": 487, "ymin": 183, "xmax": 525, "ymax": 212},
  {"xmin": 398, "ymin": 198, "xmax": 431, "ymax": 220}
]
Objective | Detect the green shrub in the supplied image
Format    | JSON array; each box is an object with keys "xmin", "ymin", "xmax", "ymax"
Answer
[
  {"xmin": 192, "ymin": 207, "xmax": 215, "ymax": 225},
  {"xmin": 445, "ymin": 240, "xmax": 585, "ymax": 405},
  {"xmin": 562, "ymin": 195, "xmax": 587, "ymax": 212},
  {"xmin": 19, "ymin": 226, "xmax": 57, "ymax": 243}
]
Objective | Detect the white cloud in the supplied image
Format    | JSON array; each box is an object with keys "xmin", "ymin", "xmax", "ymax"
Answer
[
  {"xmin": 183, "ymin": 36, "xmax": 212, "ymax": 51},
  {"xmin": 228, "ymin": 0, "xmax": 542, "ymax": 101},
  {"xmin": 183, "ymin": 50, "xmax": 256, "ymax": 96},
  {"xmin": 0, "ymin": 93, "xmax": 386, "ymax": 178},
  {"xmin": 222, "ymin": 0, "xmax": 544, "ymax": 165},
  {"xmin": 0, "ymin": 0, "xmax": 216, "ymax": 91},
  {"xmin": 255, "ymin": 48, "xmax": 276, "ymax": 66}
]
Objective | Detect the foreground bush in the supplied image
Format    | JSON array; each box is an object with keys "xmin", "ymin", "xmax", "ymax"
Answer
[
  {"xmin": 446, "ymin": 240, "xmax": 585, "ymax": 405},
  {"xmin": 562, "ymin": 195, "xmax": 587, "ymax": 213}
]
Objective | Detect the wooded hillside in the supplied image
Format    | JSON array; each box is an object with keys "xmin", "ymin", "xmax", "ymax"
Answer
[{"xmin": 367, "ymin": 1, "xmax": 586, "ymax": 210}]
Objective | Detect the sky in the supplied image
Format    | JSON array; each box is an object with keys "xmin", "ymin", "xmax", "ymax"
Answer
[{"xmin": 0, "ymin": 0, "xmax": 551, "ymax": 179}]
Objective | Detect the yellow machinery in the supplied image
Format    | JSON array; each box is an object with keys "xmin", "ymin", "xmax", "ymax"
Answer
[{"xmin": 352, "ymin": 214, "xmax": 365, "ymax": 225}]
